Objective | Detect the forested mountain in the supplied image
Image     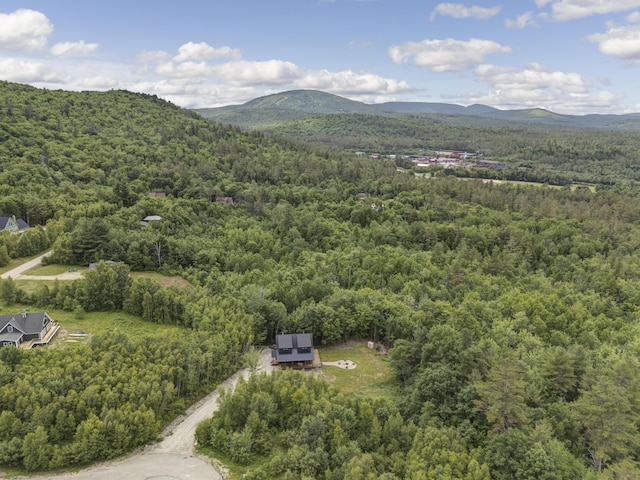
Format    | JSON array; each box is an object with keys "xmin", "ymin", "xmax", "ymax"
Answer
[
  {"xmin": 195, "ymin": 89, "xmax": 640, "ymax": 131},
  {"xmin": 195, "ymin": 90, "xmax": 640, "ymax": 187},
  {"xmin": 2, "ymin": 80, "xmax": 640, "ymax": 478}
]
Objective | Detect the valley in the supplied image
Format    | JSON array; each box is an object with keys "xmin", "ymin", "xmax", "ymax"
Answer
[{"xmin": 1, "ymin": 81, "xmax": 640, "ymax": 479}]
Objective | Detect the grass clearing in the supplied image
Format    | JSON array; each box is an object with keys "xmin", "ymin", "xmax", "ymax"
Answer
[
  {"xmin": 24, "ymin": 263, "xmax": 86, "ymax": 276},
  {"xmin": 14, "ymin": 279, "xmax": 58, "ymax": 294},
  {"xmin": 130, "ymin": 271, "xmax": 192, "ymax": 288},
  {"xmin": 319, "ymin": 341, "xmax": 401, "ymax": 402},
  {"xmin": 52, "ymin": 309, "xmax": 183, "ymax": 338},
  {"xmin": 0, "ymin": 304, "xmax": 182, "ymax": 339}
]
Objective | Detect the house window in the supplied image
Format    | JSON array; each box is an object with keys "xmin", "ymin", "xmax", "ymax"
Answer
[{"xmin": 7, "ymin": 325, "xmax": 13, "ymax": 333}]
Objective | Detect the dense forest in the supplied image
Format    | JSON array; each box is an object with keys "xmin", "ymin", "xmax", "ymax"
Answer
[
  {"xmin": 1, "ymin": 80, "xmax": 640, "ymax": 478},
  {"xmin": 197, "ymin": 90, "xmax": 640, "ymax": 187},
  {"xmin": 259, "ymin": 113, "xmax": 640, "ymax": 187}
]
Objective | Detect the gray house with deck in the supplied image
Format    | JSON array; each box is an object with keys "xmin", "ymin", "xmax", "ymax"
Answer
[{"xmin": 0, "ymin": 311, "xmax": 57, "ymax": 348}]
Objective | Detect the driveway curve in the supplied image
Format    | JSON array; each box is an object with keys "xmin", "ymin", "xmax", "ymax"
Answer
[
  {"xmin": 13, "ymin": 349, "xmax": 275, "ymax": 480},
  {"xmin": 0, "ymin": 251, "xmax": 53, "ymax": 279}
]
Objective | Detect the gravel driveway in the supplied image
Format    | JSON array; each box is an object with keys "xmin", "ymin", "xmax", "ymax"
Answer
[
  {"xmin": 0, "ymin": 251, "xmax": 53, "ymax": 279},
  {"xmin": 11, "ymin": 350, "xmax": 275, "ymax": 480}
]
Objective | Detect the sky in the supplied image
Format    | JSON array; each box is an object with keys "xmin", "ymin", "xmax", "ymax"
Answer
[{"xmin": 2, "ymin": 1, "xmax": 640, "ymax": 115}]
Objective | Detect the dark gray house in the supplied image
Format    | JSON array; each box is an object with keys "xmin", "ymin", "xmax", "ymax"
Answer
[
  {"xmin": 272, "ymin": 333, "xmax": 315, "ymax": 368},
  {"xmin": 0, "ymin": 311, "xmax": 57, "ymax": 348}
]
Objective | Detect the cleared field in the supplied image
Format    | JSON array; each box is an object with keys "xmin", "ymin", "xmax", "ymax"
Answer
[
  {"xmin": 0, "ymin": 305, "xmax": 182, "ymax": 339},
  {"xmin": 130, "ymin": 271, "xmax": 191, "ymax": 288},
  {"xmin": 24, "ymin": 263, "xmax": 86, "ymax": 276},
  {"xmin": 319, "ymin": 341, "xmax": 400, "ymax": 402}
]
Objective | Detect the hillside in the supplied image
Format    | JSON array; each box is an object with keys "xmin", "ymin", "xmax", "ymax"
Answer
[
  {"xmin": 194, "ymin": 90, "xmax": 640, "ymax": 187},
  {"xmin": 194, "ymin": 89, "xmax": 640, "ymax": 130},
  {"xmin": 2, "ymin": 81, "xmax": 640, "ymax": 478}
]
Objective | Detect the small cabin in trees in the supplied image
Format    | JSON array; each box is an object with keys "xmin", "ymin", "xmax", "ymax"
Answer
[
  {"xmin": 0, "ymin": 216, "xmax": 29, "ymax": 234},
  {"xmin": 0, "ymin": 311, "xmax": 58, "ymax": 348},
  {"xmin": 271, "ymin": 333, "xmax": 318, "ymax": 369}
]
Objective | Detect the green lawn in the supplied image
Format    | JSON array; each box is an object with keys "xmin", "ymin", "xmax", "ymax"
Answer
[
  {"xmin": 319, "ymin": 341, "xmax": 401, "ymax": 402},
  {"xmin": 14, "ymin": 279, "xmax": 58, "ymax": 294},
  {"xmin": 23, "ymin": 263, "xmax": 86, "ymax": 275},
  {"xmin": 0, "ymin": 305, "xmax": 182, "ymax": 339}
]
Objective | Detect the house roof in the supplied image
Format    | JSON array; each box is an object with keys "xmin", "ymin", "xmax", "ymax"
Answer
[
  {"xmin": 0, "ymin": 216, "xmax": 29, "ymax": 232},
  {"xmin": 0, "ymin": 312, "xmax": 49, "ymax": 336},
  {"xmin": 296, "ymin": 334, "xmax": 313, "ymax": 348},
  {"xmin": 0, "ymin": 217, "xmax": 13, "ymax": 229},
  {"xmin": 16, "ymin": 218, "xmax": 29, "ymax": 230},
  {"xmin": 141, "ymin": 215, "xmax": 163, "ymax": 227},
  {"xmin": 278, "ymin": 334, "xmax": 294, "ymax": 349},
  {"xmin": 0, "ymin": 332, "xmax": 23, "ymax": 343},
  {"xmin": 274, "ymin": 333, "xmax": 314, "ymax": 363}
]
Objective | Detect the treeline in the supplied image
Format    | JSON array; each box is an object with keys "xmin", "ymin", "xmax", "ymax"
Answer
[
  {"xmin": 196, "ymin": 371, "xmax": 488, "ymax": 480},
  {"xmin": 196, "ymin": 370, "xmax": 583, "ymax": 479},
  {"xmin": 0, "ymin": 330, "xmax": 242, "ymax": 471},
  {"xmin": 0, "ymin": 227, "xmax": 51, "ymax": 267}
]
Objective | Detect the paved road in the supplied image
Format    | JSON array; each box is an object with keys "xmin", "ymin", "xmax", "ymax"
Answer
[
  {"xmin": 0, "ymin": 251, "xmax": 53, "ymax": 279},
  {"xmin": 9, "ymin": 350, "xmax": 275, "ymax": 480}
]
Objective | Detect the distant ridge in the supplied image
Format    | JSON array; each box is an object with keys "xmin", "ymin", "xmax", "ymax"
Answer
[{"xmin": 193, "ymin": 90, "xmax": 640, "ymax": 131}]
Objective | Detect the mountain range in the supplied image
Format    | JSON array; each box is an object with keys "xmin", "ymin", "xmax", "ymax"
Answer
[{"xmin": 194, "ymin": 90, "xmax": 640, "ymax": 131}]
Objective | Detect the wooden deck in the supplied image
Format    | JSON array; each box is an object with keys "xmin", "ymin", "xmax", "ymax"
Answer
[
  {"xmin": 20, "ymin": 322, "xmax": 60, "ymax": 349},
  {"xmin": 273, "ymin": 349, "xmax": 322, "ymax": 370}
]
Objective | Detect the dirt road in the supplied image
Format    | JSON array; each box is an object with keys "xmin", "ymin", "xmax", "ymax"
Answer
[
  {"xmin": 12, "ymin": 349, "xmax": 275, "ymax": 480},
  {"xmin": 153, "ymin": 349, "xmax": 274, "ymax": 456},
  {"xmin": 0, "ymin": 251, "xmax": 54, "ymax": 279}
]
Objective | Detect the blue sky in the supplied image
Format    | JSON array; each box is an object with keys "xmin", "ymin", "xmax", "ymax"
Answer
[{"xmin": 2, "ymin": 1, "xmax": 640, "ymax": 114}]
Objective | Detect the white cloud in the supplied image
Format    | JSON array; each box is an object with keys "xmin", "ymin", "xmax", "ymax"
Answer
[
  {"xmin": 174, "ymin": 41, "xmax": 241, "ymax": 62},
  {"xmin": 475, "ymin": 62, "xmax": 589, "ymax": 93},
  {"xmin": 296, "ymin": 70, "xmax": 410, "ymax": 95},
  {"xmin": 0, "ymin": 57, "xmax": 62, "ymax": 83},
  {"xmin": 155, "ymin": 60, "xmax": 212, "ymax": 79},
  {"xmin": 389, "ymin": 38, "xmax": 511, "ymax": 72},
  {"xmin": 505, "ymin": 11, "xmax": 539, "ymax": 29},
  {"xmin": 135, "ymin": 50, "xmax": 170, "ymax": 64},
  {"xmin": 50, "ymin": 41, "xmax": 99, "ymax": 57},
  {"xmin": 212, "ymin": 60, "xmax": 301, "ymax": 85},
  {"xmin": 469, "ymin": 62, "xmax": 622, "ymax": 114},
  {"xmin": 429, "ymin": 3, "xmax": 501, "ymax": 21},
  {"xmin": 543, "ymin": 0, "xmax": 640, "ymax": 21},
  {"xmin": 77, "ymin": 76, "xmax": 120, "ymax": 89},
  {"xmin": 626, "ymin": 11, "xmax": 640, "ymax": 22},
  {"xmin": 587, "ymin": 24, "xmax": 640, "ymax": 61},
  {"xmin": 0, "ymin": 9, "xmax": 53, "ymax": 51}
]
